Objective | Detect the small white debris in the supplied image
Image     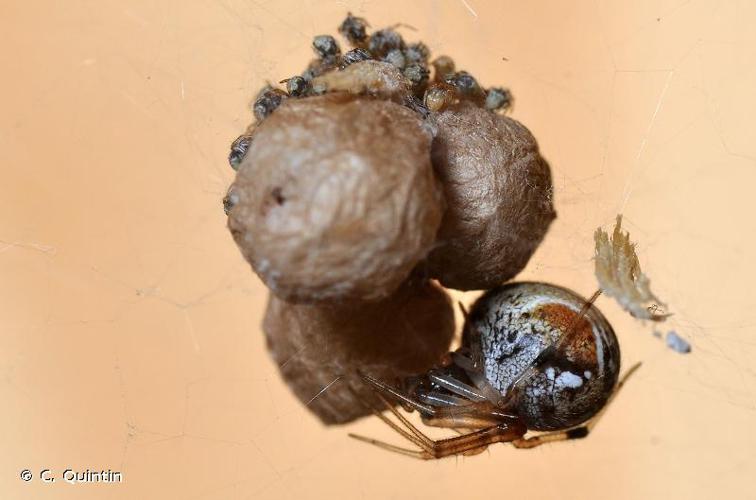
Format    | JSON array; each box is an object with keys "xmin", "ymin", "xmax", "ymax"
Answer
[{"xmin": 665, "ymin": 331, "xmax": 691, "ymax": 354}]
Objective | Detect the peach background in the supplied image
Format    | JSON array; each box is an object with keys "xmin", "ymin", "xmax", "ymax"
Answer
[{"xmin": 2, "ymin": 1, "xmax": 755, "ymax": 499}]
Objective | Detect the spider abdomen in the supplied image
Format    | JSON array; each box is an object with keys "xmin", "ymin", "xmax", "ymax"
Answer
[{"xmin": 465, "ymin": 282, "xmax": 621, "ymax": 431}]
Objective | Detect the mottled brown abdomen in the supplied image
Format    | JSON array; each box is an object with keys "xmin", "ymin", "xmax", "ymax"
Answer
[{"xmin": 465, "ymin": 282, "xmax": 621, "ymax": 430}]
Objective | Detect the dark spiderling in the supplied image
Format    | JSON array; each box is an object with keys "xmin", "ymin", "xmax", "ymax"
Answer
[
  {"xmin": 253, "ymin": 88, "xmax": 287, "ymax": 122},
  {"xmin": 313, "ymin": 35, "xmax": 341, "ymax": 58},
  {"xmin": 432, "ymin": 55, "xmax": 455, "ymax": 81},
  {"xmin": 284, "ymin": 76, "xmax": 309, "ymax": 97},
  {"xmin": 228, "ymin": 134, "xmax": 252, "ymax": 170},
  {"xmin": 223, "ymin": 191, "xmax": 239, "ymax": 215},
  {"xmin": 368, "ymin": 29, "xmax": 404, "ymax": 58},
  {"xmin": 341, "ymin": 48, "xmax": 372, "ymax": 67},
  {"xmin": 404, "ymin": 42, "xmax": 430, "ymax": 65},
  {"xmin": 485, "ymin": 87, "xmax": 513, "ymax": 111},
  {"xmin": 384, "ymin": 48, "xmax": 406, "ymax": 69},
  {"xmin": 404, "ymin": 63, "xmax": 430, "ymax": 88},
  {"xmin": 339, "ymin": 12, "xmax": 368, "ymax": 46},
  {"xmin": 445, "ymin": 71, "xmax": 481, "ymax": 97}
]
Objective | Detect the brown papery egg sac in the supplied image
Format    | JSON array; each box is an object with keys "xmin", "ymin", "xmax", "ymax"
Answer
[
  {"xmin": 263, "ymin": 279, "xmax": 455, "ymax": 424},
  {"xmin": 227, "ymin": 93, "xmax": 443, "ymax": 303},
  {"xmin": 426, "ymin": 102, "xmax": 556, "ymax": 291}
]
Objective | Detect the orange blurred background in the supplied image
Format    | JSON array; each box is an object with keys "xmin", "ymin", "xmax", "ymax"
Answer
[{"xmin": 2, "ymin": 1, "xmax": 755, "ymax": 498}]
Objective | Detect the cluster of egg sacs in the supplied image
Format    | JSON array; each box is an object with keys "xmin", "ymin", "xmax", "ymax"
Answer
[{"xmin": 223, "ymin": 14, "xmax": 557, "ymax": 423}]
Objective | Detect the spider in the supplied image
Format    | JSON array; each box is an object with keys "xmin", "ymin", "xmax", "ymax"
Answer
[{"xmin": 349, "ymin": 281, "xmax": 641, "ymax": 459}]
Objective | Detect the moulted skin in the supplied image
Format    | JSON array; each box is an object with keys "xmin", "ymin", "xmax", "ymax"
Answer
[
  {"xmin": 464, "ymin": 282, "xmax": 620, "ymax": 430},
  {"xmin": 595, "ymin": 214, "xmax": 669, "ymax": 321},
  {"xmin": 311, "ymin": 60, "xmax": 411, "ymax": 99},
  {"xmin": 227, "ymin": 93, "xmax": 443, "ymax": 303},
  {"xmin": 426, "ymin": 102, "xmax": 556, "ymax": 291},
  {"xmin": 263, "ymin": 279, "xmax": 455, "ymax": 424}
]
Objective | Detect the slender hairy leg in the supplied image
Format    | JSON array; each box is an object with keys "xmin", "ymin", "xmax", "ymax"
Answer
[
  {"xmin": 429, "ymin": 399, "xmax": 514, "ymax": 420},
  {"xmin": 417, "ymin": 391, "xmax": 468, "ymax": 407},
  {"xmin": 427, "ymin": 372, "xmax": 488, "ymax": 402},
  {"xmin": 351, "ymin": 423, "xmax": 527, "ymax": 460},
  {"xmin": 348, "ymin": 381, "xmax": 460, "ymax": 456},
  {"xmin": 360, "ymin": 373, "xmax": 514, "ymax": 423},
  {"xmin": 346, "ymin": 384, "xmax": 432, "ymax": 452},
  {"xmin": 349, "ymin": 375, "xmax": 527, "ymax": 459},
  {"xmin": 355, "ymin": 384, "xmax": 495, "ymax": 454},
  {"xmin": 374, "ymin": 392, "xmax": 435, "ymax": 451},
  {"xmin": 366, "ymin": 401, "xmax": 433, "ymax": 453},
  {"xmin": 461, "ymin": 445, "xmax": 489, "ymax": 456},
  {"xmin": 513, "ymin": 362, "xmax": 642, "ymax": 449},
  {"xmin": 351, "ymin": 375, "xmax": 528, "ymax": 459},
  {"xmin": 422, "ymin": 412, "xmax": 512, "ymax": 430},
  {"xmin": 451, "ymin": 353, "xmax": 508, "ymax": 406},
  {"xmin": 348, "ymin": 434, "xmax": 428, "ymax": 459},
  {"xmin": 451, "ymin": 351, "xmax": 477, "ymax": 371},
  {"xmin": 359, "ymin": 373, "xmax": 436, "ymax": 415}
]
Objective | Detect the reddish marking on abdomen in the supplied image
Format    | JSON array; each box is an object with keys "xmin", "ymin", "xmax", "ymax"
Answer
[{"xmin": 534, "ymin": 303, "xmax": 597, "ymax": 366}]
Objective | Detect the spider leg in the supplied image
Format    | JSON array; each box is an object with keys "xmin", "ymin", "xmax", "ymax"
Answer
[
  {"xmin": 450, "ymin": 351, "xmax": 477, "ymax": 371},
  {"xmin": 361, "ymin": 372, "xmax": 509, "ymax": 421},
  {"xmin": 373, "ymin": 390, "xmax": 523, "ymax": 449},
  {"xmin": 426, "ymin": 424, "xmax": 527, "ymax": 459},
  {"xmin": 366, "ymin": 384, "xmax": 496, "ymax": 451},
  {"xmin": 512, "ymin": 426, "xmax": 590, "ymax": 449},
  {"xmin": 348, "ymin": 427, "xmax": 489, "ymax": 459},
  {"xmin": 373, "ymin": 392, "xmax": 435, "ymax": 451},
  {"xmin": 351, "ymin": 380, "xmax": 452, "ymax": 454},
  {"xmin": 347, "ymin": 388, "xmax": 460, "ymax": 459},
  {"xmin": 461, "ymin": 444, "xmax": 489, "ymax": 456},
  {"xmin": 417, "ymin": 390, "xmax": 468, "ymax": 407},
  {"xmin": 359, "ymin": 373, "xmax": 436, "ymax": 416},
  {"xmin": 345, "ymin": 384, "xmax": 432, "ymax": 452},
  {"xmin": 351, "ymin": 423, "xmax": 527, "ymax": 460},
  {"xmin": 422, "ymin": 410, "xmax": 513, "ymax": 430},
  {"xmin": 513, "ymin": 361, "xmax": 642, "ymax": 449},
  {"xmin": 451, "ymin": 352, "xmax": 508, "ymax": 406},
  {"xmin": 352, "ymin": 375, "xmax": 528, "ymax": 459},
  {"xmin": 348, "ymin": 434, "xmax": 430, "ymax": 459},
  {"xmin": 427, "ymin": 372, "xmax": 488, "ymax": 402}
]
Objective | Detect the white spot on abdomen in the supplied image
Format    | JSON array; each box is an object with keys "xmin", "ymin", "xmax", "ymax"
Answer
[{"xmin": 556, "ymin": 371, "xmax": 583, "ymax": 388}]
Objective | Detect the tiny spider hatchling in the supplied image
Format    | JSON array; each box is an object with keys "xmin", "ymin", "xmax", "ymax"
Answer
[{"xmin": 350, "ymin": 282, "xmax": 639, "ymax": 459}]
